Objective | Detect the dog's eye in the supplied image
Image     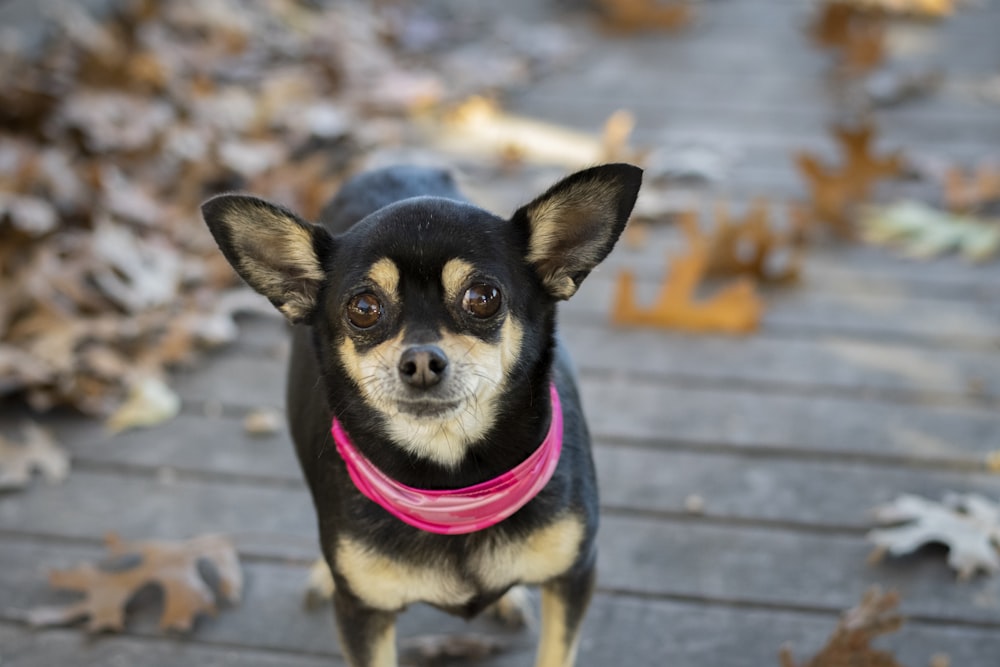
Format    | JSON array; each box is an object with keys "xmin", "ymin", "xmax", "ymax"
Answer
[
  {"xmin": 346, "ymin": 293, "xmax": 382, "ymax": 328},
  {"xmin": 462, "ymin": 283, "xmax": 501, "ymax": 319}
]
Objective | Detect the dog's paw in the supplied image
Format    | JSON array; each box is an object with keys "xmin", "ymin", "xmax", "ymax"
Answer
[
  {"xmin": 303, "ymin": 558, "xmax": 335, "ymax": 609},
  {"xmin": 485, "ymin": 585, "xmax": 535, "ymax": 629}
]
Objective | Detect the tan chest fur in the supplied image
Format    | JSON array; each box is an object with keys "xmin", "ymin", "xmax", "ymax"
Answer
[{"xmin": 334, "ymin": 515, "xmax": 584, "ymax": 611}]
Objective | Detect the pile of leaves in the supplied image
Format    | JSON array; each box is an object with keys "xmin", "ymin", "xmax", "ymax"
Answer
[{"xmin": 0, "ymin": 0, "xmax": 576, "ymax": 418}]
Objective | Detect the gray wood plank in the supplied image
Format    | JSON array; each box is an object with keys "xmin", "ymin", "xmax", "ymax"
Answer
[
  {"xmin": 597, "ymin": 515, "xmax": 1000, "ymax": 625},
  {"xmin": 15, "ymin": 406, "xmax": 999, "ymax": 528},
  {"xmin": 581, "ymin": 375, "xmax": 1000, "ymax": 462},
  {"xmin": 4, "ymin": 537, "xmax": 1000, "ymax": 667},
  {"xmin": 0, "ymin": 624, "xmax": 341, "ymax": 667},
  {"xmin": 563, "ymin": 327, "xmax": 1000, "ymax": 400},
  {"xmin": 569, "ymin": 276, "xmax": 1000, "ymax": 348},
  {"xmin": 3, "ymin": 470, "xmax": 998, "ymax": 624}
]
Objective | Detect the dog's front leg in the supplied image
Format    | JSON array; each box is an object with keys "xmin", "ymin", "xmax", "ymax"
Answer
[
  {"xmin": 535, "ymin": 563, "xmax": 597, "ymax": 667},
  {"xmin": 333, "ymin": 589, "xmax": 398, "ymax": 667}
]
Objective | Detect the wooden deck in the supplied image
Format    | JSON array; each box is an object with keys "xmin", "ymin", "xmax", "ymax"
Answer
[{"xmin": 2, "ymin": 1, "xmax": 1000, "ymax": 665}]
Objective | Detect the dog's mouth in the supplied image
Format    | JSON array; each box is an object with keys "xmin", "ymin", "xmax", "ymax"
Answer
[{"xmin": 395, "ymin": 398, "xmax": 463, "ymax": 418}]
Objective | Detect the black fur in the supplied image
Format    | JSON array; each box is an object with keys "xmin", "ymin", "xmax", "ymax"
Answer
[{"xmin": 202, "ymin": 164, "xmax": 642, "ymax": 666}]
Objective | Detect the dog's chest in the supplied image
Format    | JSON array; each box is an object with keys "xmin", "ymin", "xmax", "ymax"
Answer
[{"xmin": 334, "ymin": 514, "xmax": 583, "ymax": 611}]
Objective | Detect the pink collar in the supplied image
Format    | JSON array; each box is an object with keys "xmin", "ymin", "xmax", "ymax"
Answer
[{"xmin": 331, "ymin": 384, "xmax": 563, "ymax": 535}]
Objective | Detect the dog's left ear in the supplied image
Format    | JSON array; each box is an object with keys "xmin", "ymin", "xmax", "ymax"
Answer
[{"xmin": 512, "ymin": 163, "xmax": 642, "ymax": 299}]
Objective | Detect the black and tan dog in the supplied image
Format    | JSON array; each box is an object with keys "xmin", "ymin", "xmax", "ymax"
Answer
[{"xmin": 201, "ymin": 163, "xmax": 641, "ymax": 667}]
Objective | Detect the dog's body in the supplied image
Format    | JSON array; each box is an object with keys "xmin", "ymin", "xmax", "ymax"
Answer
[{"xmin": 202, "ymin": 164, "xmax": 641, "ymax": 667}]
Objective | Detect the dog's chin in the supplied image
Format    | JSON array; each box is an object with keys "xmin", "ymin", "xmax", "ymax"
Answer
[{"xmin": 395, "ymin": 398, "xmax": 463, "ymax": 419}]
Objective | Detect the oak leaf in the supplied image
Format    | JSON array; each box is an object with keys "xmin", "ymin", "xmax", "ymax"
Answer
[
  {"xmin": 611, "ymin": 213, "xmax": 763, "ymax": 334},
  {"xmin": 780, "ymin": 587, "xmax": 905, "ymax": 667},
  {"xmin": 595, "ymin": 0, "xmax": 693, "ymax": 33},
  {"xmin": 27, "ymin": 533, "xmax": 243, "ymax": 633},
  {"xmin": 943, "ymin": 163, "xmax": 1000, "ymax": 214},
  {"xmin": 860, "ymin": 201, "xmax": 1000, "ymax": 262},
  {"xmin": 795, "ymin": 122, "xmax": 905, "ymax": 236},
  {"xmin": 0, "ymin": 422, "xmax": 69, "ymax": 491},
  {"xmin": 695, "ymin": 200, "xmax": 806, "ymax": 285},
  {"xmin": 868, "ymin": 493, "xmax": 1000, "ymax": 579}
]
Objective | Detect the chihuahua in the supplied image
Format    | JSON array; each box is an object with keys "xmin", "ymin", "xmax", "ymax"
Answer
[{"xmin": 201, "ymin": 163, "xmax": 642, "ymax": 667}]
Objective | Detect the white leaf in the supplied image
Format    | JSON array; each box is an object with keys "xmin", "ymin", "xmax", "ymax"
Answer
[{"xmin": 868, "ymin": 493, "xmax": 1000, "ymax": 578}]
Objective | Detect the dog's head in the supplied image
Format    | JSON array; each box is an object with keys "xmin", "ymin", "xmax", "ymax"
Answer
[{"xmin": 202, "ymin": 164, "xmax": 641, "ymax": 466}]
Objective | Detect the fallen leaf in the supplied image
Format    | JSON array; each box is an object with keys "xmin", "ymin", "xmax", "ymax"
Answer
[
  {"xmin": 427, "ymin": 97, "xmax": 643, "ymax": 168},
  {"xmin": 596, "ymin": 0, "xmax": 693, "ymax": 33},
  {"xmin": 839, "ymin": 0, "xmax": 956, "ymax": 18},
  {"xmin": 986, "ymin": 452, "xmax": 1000, "ymax": 474},
  {"xmin": 860, "ymin": 201, "xmax": 1000, "ymax": 262},
  {"xmin": 780, "ymin": 587, "xmax": 905, "ymax": 667},
  {"xmin": 105, "ymin": 375, "xmax": 181, "ymax": 434},
  {"xmin": 796, "ymin": 122, "xmax": 905, "ymax": 235},
  {"xmin": 27, "ymin": 533, "xmax": 242, "ymax": 632},
  {"xmin": 943, "ymin": 162, "xmax": 1000, "ymax": 214},
  {"xmin": 0, "ymin": 422, "xmax": 69, "ymax": 491},
  {"xmin": 695, "ymin": 200, "xmax": 806, "ymax": 284},
  {"xmin": 243, "ymin": 408, "xmax": 282, "ymax": 436},
  {"xmin": 867, "ymin": 493, "xmax": 1000, "ymax": 579},
  {"xmin": 400, "ymin": 634, "xmax": 508, "ymax": 666},
  {"xmin": 809, "ymin": 2, "xmax": 886, "ymax": 74},
  {"xmin": 611, "ymin": 212, "xmax": 763, "ymax": 334}
]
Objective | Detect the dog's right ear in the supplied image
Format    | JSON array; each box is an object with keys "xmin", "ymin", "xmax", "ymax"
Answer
[{"xmin": 201, "ymin": 194, "xmax": 334, "ymax": 324}]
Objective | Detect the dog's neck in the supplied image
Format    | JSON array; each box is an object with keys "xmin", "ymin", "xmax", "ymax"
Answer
[
  {"xmin": 328, "ymin": 367, "xmax": 554, "ymax": 490},
  {"xmin": 331, "ymin": 383, "xmax": 563, "ymax": 534}
]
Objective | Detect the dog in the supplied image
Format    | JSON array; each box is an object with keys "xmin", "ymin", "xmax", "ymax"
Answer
[{"xmin": 201, "ymin": 163, "xmax": 642, "ymax": 667}]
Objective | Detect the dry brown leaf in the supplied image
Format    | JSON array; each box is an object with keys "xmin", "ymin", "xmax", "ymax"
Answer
[
  {"xmin": 840, "ymin": 0, "xmax": 956, "ymax": 17},
  {"xmin": 943, "ymin": 163, "xmax": 1000, "ymax": 214},
  {"xmin": 0, "ymin": 422, "xmax": 69, "ymax": 491},
  {"xmin": 400, "ymin": 634, "xmax": 508, "ymax": 665},
  {"xmin": 780, "ymin": 587, "xmax": 905, "ymax": 667},
  {"xmin": 795, "ymin": 122, "xmax": 904, "ymax": 236},
  {"xmin": 695, "ymin": 200, "xmax": 807, "ymax": 284},
  {"xmin": 596, "ymin": 0, "xmax": 693, "ymax": 33},
  {"xmin": 611, "ymin": 212, "xmax": 763, "ymax": 334},
  {"xmin": 810, "ymin": 2, "xmax": 886, "ymax": 74},
  {"xmin": 27, "ymin": 533, "xmax": 242, "ymax": 633}
]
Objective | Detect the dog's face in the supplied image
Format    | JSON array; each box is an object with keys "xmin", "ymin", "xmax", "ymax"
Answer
[
  {"xmin": 319, "ymin": 198, "xmax": 541, "ymax": 465},
  {"xmin": 202, "ymin": 164, "xmax": 642, "ymax": 467}
]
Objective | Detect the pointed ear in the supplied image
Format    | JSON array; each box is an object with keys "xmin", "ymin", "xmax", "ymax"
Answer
[
  {"xmin": 201, "ymin": 194, "xmax": 334, "ymax": 324},
  {"xmin": 512, "ymin": 163, "xmax": 642, "ymax": 299}
]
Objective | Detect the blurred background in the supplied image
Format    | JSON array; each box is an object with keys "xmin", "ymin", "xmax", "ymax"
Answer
[{"xmin": 1, "ymin": 1, "xmax": 999, "ymax": 666}]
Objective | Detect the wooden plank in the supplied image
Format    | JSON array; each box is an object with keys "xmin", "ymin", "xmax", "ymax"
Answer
[
  {"xmin": 4, "ymin": 537, "xmax": 1000, "ymax": 667},
  {"xmin": 17, "ymin": 405, "xmax": 998, "ymax": 527},
  {"xmin": 562, "ymin": 327, "xmax": 1000, "ymax": 400},
  {"xmin": 594, "ymin": 446, "xmax": 1000, "ymax": 528},
  {"xmin": 581, "ymin": 375, "xmax": 1000, "ymax": 463},
  {"xmin": 0, "ymin": 624, "xmax": 341, "ymax": 667},
  {"xmin": 596, "ymin": 515, "xmax": 1000, "ymax": 625},
  {"xmin": 569, "ymin": 276, "xmax": 1000, "ymax": 347},
  {"xmin": 2, "ymin": 471, "xmax": 997, "ymax": 624}
]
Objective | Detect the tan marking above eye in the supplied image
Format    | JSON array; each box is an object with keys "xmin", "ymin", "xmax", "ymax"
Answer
[
  {"xmin": 441, "ymin": 258, "xmax": 476, "ymax": 303},
  {"xmin": 367, "ymin": 257, "xmax": 399, "ymax": 297}
]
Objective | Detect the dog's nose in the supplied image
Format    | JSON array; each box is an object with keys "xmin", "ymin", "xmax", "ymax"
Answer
[{"xmin": 398, "ymin": 345, "xmax": 449, "ymax": 389}]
